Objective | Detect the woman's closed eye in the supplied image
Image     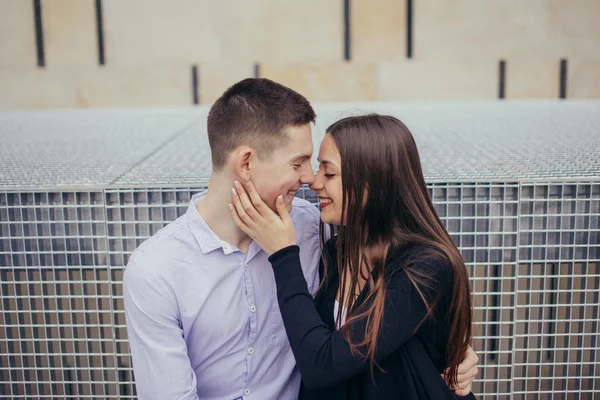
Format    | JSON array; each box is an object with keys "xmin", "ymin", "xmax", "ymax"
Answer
[{"xmin": 324, "ymin": 174, "xmax": 336, "ymax": 179}]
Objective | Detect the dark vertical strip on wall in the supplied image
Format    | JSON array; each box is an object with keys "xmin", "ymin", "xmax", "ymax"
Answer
[
  {"xmin": 559, "ymin": 59, "xmax": 567, "ymax": 99},
  {"xmin": 2, "ymin": 293, "xmax": 19, "ymax": 396},
  {"xmin": 95, "ymin": 0, "xmax": 105, "ymax": 65},
  {"xmin": 574, "ymin": 271, "xmax": 586, "ymax": 391},
  {"xmin": 253, "ymin": 63, "xmax": 261, "ymax": 78},
  {"xmin": 344, "ymin": 0, "xmax": 351, "ymax": 61},
  {"xmin": 406, "ymin": 0, "xmax": 413, "ymax": 58},
  {"xmin": 33, "ymin": 0, "xmax": 45, "ymax": 67},
  {"xmin": 498, "ymin": 60, "xmax": 506, "ymax": 99},
  {"xmin": 590, "ymin": 274, "xmax": 600, "ymax": 383},
  {"xmin": 16, "ymin": 289, "xmax": 33, "ymax": 396},
  {"xmin": 64, "ymin": 366, "xmax": 74, "ymax": 396},
  {"xmin": 119, "ymin": 365, "xmax": 130, "ymax": 396},
  {"xmin": 488, "ymin": 264, "xmax": 500, "ymax": 361},
  {"xmin": 547, "ymin": 263, "xmax": 558, "ymax": 360},
  {"xmin": 191, "ymin": 65, "xmax": 199, "ymax": 105}
]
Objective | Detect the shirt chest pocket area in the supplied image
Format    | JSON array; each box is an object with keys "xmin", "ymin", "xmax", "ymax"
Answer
[{"xmin": 269, "ymin": 273, "xmax": 314, "ymax": 347}]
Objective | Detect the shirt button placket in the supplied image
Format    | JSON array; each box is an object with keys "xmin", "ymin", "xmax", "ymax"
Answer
[
  {"xmin": 244, "ymin": 258, "xmax": 257, "ymax": 395},
  {"xmin": 245, "ymin": 260, "xmax": 258, "ymax": 343}
]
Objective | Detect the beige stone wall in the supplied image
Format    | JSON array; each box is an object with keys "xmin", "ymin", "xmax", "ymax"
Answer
[{"xmin": 0, "ymin": 0, "xmax": 599, "ymax": 108}]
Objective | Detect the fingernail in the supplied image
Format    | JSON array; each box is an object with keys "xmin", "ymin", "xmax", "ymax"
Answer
[
  {"xmin": 232, "ymin": 188, "xmax": 237, "ymax": 197},
  {"xmin": 234, "ymin": 181, "xmax": 241, "ymax": 189},
  {"xmin": 277, "ymin": 195, "xmax": 283, "ymax": 203},
  {"xmin": 228, "ymin": 203, "xmax": 233, "ymax": 209}
]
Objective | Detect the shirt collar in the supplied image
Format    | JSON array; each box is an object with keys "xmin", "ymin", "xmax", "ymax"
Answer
[
  {"xmin": 185, "ymin": 190, "xmax": 306, "ymax": 259},
  {"xmin": 186, "ymin": 191, "xmax": 230, "ymax": 255}
]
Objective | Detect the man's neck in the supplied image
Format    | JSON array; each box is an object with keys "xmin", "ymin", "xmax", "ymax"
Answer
[{"xmin": 195, "ymin": 175, "xmax": 253, "ymax": 253}]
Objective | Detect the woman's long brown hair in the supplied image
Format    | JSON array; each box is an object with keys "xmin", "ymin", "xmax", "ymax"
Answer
[{"xmin": 319, "ymin": 114, "xmax": 472, "ymax": 387}]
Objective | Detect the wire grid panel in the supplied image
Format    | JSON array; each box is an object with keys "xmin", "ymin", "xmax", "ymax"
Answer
[
  {"xmin": 432, "ymin": 183, "xmax": 519, "ymax": 398},
  {"xmin": 1, "ymin": 183, "xmax": 599, "ymax": 399},
  {"xmin": 0, "ymin": 191, "xmax": 114, "ymax": 399},
  {"xmin": 0, "ymin": 108, "xmax": 204, "ymax": 190},
  {"xmin": 513, "ymin": 183, "xmax": 600, "ymax": 399}
]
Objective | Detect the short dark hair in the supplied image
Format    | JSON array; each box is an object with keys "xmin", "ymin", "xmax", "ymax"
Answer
[{"xmin": 207, "ymin": 78, "xmax": 316, "ymax": 170}]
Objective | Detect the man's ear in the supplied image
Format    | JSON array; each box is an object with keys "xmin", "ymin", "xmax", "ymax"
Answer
[{"xmin": 234, "ymin": 147, "xmax": 254, "ymax": 182}]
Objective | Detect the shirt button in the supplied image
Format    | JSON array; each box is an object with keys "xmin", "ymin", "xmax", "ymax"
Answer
[
  {"xmin": 250, "ymin": 305, "xmax": 256, "ymax": 313},
  {"xmin": 248, "ymin": 347, "xmax": 254, "ymax": 355},
  {"xmin": 244, "ymin": 389, "xmax": 251, "ymax": 395}
]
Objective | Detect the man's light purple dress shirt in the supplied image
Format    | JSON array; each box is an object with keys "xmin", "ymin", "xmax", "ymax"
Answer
[{"xmin": 123, "ymin": 192, "xmax": 321, "ymax": 400}]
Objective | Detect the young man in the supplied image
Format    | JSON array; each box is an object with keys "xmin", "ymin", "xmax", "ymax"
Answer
[{"xmin": 123, "ymin": 78, "xmax": 478, "ymax": 400}]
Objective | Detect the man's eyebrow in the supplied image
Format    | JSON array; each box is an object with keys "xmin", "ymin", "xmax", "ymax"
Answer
[
  {"xmin": 290, "ymin": 154, "xmax": 312, "ymax": 163},
  {"xmin": 317, "ymin": 158, "xmax": 338, "ymax": 167}
]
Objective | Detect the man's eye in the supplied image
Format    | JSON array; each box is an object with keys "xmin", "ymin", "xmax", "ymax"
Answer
[{"xmin": 293, "ymin": 164, "xmax": 302, "ymax": 168}]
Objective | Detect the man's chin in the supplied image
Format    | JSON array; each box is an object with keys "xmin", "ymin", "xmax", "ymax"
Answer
[
  {"xmin": 269, "ymin": 193, "xmax": 294, "ymax": 214},
  {"xmin": 285, "ymin": 193, "xmax": 295, "ymax": 209},
  {"xmin": 274, "ymin": 198, "xmax": 294, "ymax": 214}
]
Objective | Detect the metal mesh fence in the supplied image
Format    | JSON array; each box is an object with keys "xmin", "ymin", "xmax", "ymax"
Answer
[
  {"xmin": 1, "ymin": 182, "xmax": 598, "ymax": 399},
  {"xmin": 2, "ymin": 101, "xmax": 599, "ymax": 399}
]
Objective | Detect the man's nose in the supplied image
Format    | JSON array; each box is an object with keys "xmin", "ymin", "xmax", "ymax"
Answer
[
  {"xmin": 300, "ymin": 165, "xmax": 316, "ymax": 185},
  {"xmin": 309, "ymin": 173, "xmax": 323, "ymax": 191}
]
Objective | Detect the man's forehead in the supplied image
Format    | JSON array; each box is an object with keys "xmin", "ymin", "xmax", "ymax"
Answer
[
  {"xmin": 269, "ymin": 145, "xmax": 312, "ymax": 164},
  {"xmin": 275, "ymin": 124, "xmax": 314, "ymax": 159}
]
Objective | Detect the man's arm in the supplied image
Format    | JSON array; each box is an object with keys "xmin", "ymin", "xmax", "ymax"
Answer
[
  {"xmin": 444, "ymin": 346, "xmax": 479, "ymax": 396},
  {"xmin": 123, "ymin": 260, "xmax": 200, "ymax": 400}
]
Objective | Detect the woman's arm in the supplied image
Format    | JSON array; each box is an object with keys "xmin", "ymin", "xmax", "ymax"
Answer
[{"xmin": 269, "ymin": 245, "xmax": 444, "ymax": 389}]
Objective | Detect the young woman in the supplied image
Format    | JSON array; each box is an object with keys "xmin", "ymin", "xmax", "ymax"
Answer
[{"xmin": 230, "ymin": 114, "xmax": 476, "ymax": 399}]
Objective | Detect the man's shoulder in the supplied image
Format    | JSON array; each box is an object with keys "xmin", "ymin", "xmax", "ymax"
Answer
[
  {"xmin": 291, "ymin": 196, "xmax": 320, "ymax": 240},
  {"xmin": 291, "ymin": 196, "xmax": 320, "ymax": 221},
  {"xmin": 127, "ymin": 215, "xmax": 197, "ymax": 272}
]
